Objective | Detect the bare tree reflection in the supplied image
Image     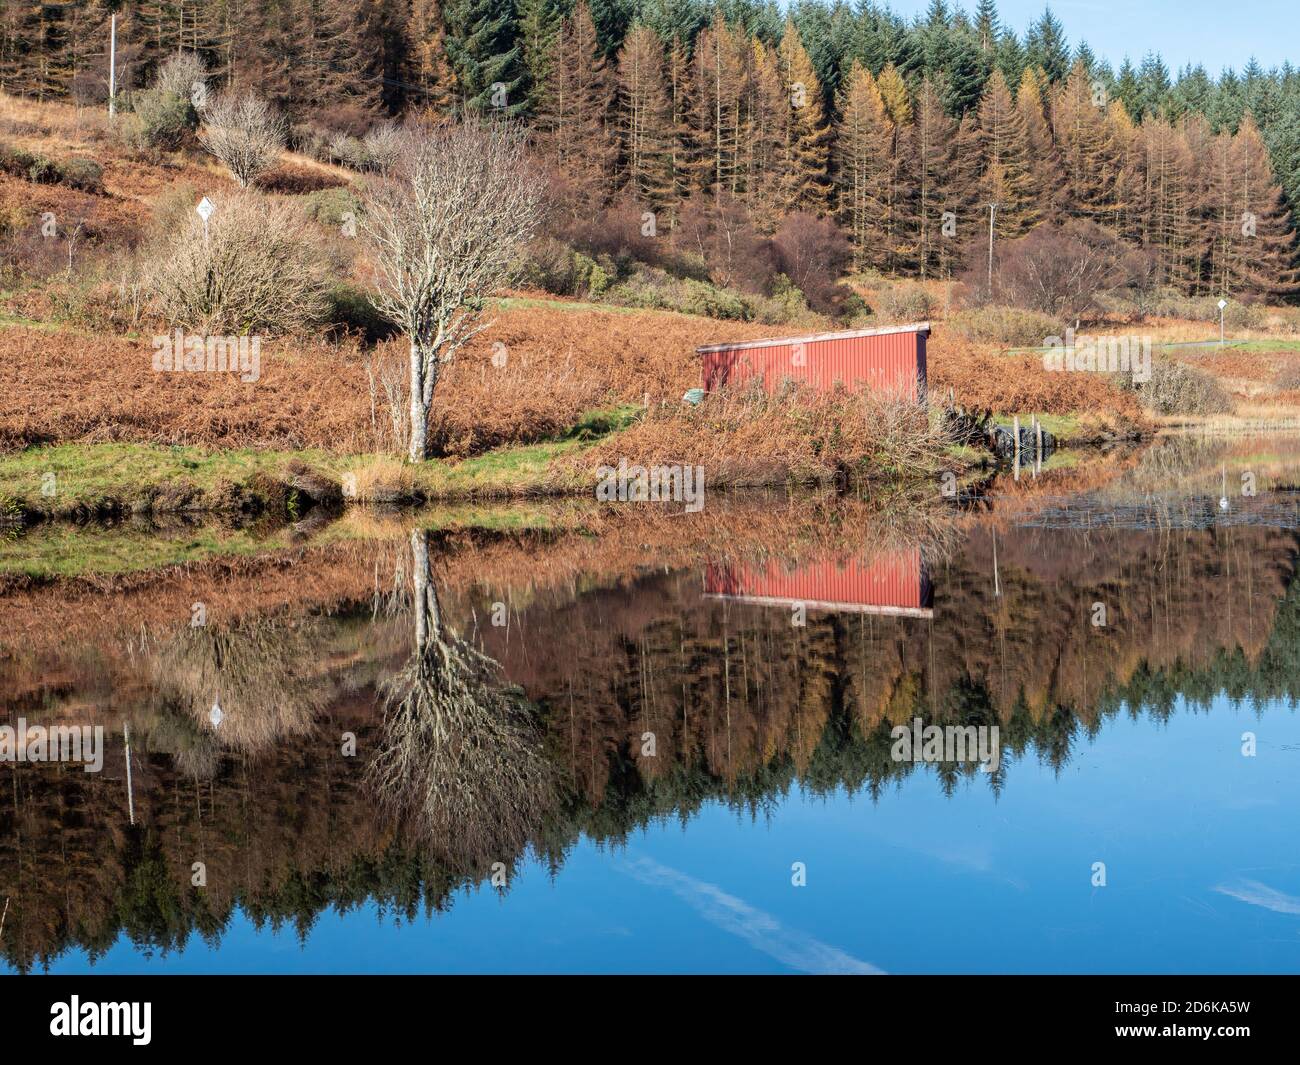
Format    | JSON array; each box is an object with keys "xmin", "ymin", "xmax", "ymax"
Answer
[
  {"xmin": 147, "ymin": 614, "xmax": 326, "ymax": 775},
  {"xmin": 367, "ymin": 529, "xmax": 555, "ymax": 872}
]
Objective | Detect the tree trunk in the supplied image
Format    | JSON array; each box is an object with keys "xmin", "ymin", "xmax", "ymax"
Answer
[
  {"xmin": 408, "ymin": 341, "xmax": 429, "ymax": 462},
  {"xmin": 410, "ymin": 529, "xmax": 441, "ymax": 652}
]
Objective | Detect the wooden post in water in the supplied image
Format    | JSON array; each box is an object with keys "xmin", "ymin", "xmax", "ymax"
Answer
[
  {"xmin": 1034, "ymin": 414, "xmax": 1043, "ymax": 476},
  {"xmin": 992, "ymin": 531, "xmax": 1001, "ymax": 598},
  {"xmin": 1012, "ymin": 414, "xmax": 1020, "ymax": 481}
]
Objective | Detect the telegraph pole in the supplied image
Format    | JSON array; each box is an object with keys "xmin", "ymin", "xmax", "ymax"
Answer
[
  {"xmin": 987, "ymin": 202, "xmax": 999, "ymax": 293},
  {"xmin": 108, "ymin": 13, "xmax": 117, "ymax": 118}
]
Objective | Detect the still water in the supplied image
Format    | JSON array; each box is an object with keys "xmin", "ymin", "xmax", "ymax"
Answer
[{"xmin": 3, "ymin": 435, "xmax": 1300, "ymax": 974}]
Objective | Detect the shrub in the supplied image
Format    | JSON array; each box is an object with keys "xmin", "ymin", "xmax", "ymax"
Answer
[
  {"xmin": 518, "ymin": 239, "xmax": 616, "ymax": 298},
  {"xmin": 1225, "ymin": 301, "xmax": 1266, "ymax": 331},
  {"xmin": 135, "ymin": 89, "xmax": 195, "ymax": 149},
  {"xmin": 1122, "ymin": 360, "xmax": 1233, "ymax": 415},
  {"xmin": 146, "ymin": 191, "xmax": 330, "ymax": 334},
  {"xmin": 56, "ymin": 157, "xmax": 103, "ymax": 193},
  {"xmin": 301, "ymin": 186, "xmax": 359, "ymax": 228},
  {"xmin": 673, "ymin": 193, "xmax": 776, "ymax": 293},
  {"xmin": 133, "ymin": 54, "xmax": 206, "ymax": 150},
  {"xmin": 558, "ymin": 383, "xmax": 950, "ymax": 488},
  {"xmin": 362, "ymin": 122, "xmax": 406, "ymax": 173},
  {"xmin": 771, "ymin": 212, "xmax": 852, "ymax": 316},
  {"xmin": 949, "ymin": 305, "xmax": 1061, "ymax": 346},
  {"xmin": 326, "ymin": 282, "xmax": 396, "ymax": 343},
  {"xmin": 0, "ymin": 143, "xmax": 99, "ymax": 191},
  {"xmin": 255, "ymin": 163, "xmax": 347, "ymax": 194},
  {"xmin": 199, "ymin": 93, "xmax": 286, "ymax": 187},
  {"xmin": 328, "ymin": 132, "xmax": 370, "ymax": 170},
  {"xmin": 604, "ymin": 268, "xmax": 754, "ymax": 320},
  {"xmin": 153, "ymin": 52, "xmax": 207, "ymax": 102},
  {"xmin": 0, "ymin": 142, "xmax": 56, "ymax": 183},
  {"xmin": 1275, "ymin": 363, "xmax": 1300, "ymax": 391},
  {"xmin": 977, "ymin": 219, "xmax": 1131, "ymax": 320},
  {"xmin": 678, "ymin": 277, "xmax": 751, "ymax": 319},
  {"xmin": 875, "ymin": 282, "xmax": 934, "ymax": 323},
  {"xmin": 1147, "ymin": 292, "xmax": 1264, "ymax": 329},
  {"xmin": 754, "ymin": 275, "xmax": 812, "ymax": 324}
]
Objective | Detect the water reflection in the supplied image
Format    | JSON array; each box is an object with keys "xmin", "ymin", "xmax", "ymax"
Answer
[
  {"xmin": 366, "ymin": 529, "xmax": 555, "ymax": 874},
  {"xmin": 2, "ymin": 437, "xmax": 1300, "ymax": 972}
]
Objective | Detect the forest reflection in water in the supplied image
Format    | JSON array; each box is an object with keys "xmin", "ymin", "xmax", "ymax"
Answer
[{"xmin": 3, "ymin": 434, "xmax": 1300, "ymax": 971}]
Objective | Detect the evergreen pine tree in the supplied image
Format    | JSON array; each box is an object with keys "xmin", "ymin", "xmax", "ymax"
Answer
[{"xmin": 444, "ymin": 0, "xmax": 524, "ymax": 114}]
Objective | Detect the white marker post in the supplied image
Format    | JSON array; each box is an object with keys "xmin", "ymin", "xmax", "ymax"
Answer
[
  {"xmin": 196, "ymin": 196, "xmax": 214, "ymax": 246},
  {"xmin": 1218, "ymin": 297, "xmax": 1228, "ymax": 346}
]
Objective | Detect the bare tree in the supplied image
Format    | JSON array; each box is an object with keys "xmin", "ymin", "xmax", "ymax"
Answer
[
  {"xmin": 366, "ymin": 530, "xmax": 556, "ymax": 870},
  {"xmin": 361, "ymin": 121, "xmax": 407, "ymax": 173},
  {"xmin": 153, "ymin": 51, "xmax": 207, "ymax": 103},
  {"xmin": 987, "ymin": 220, "xmax": 1133, "ymax": 321},
  {"xmin": 199, "ymin": 93, "xmax": 287, "ymax": 188},
  {"xmin": 362, "ymin": 119, "xmax": 545, "ymax": 461}
]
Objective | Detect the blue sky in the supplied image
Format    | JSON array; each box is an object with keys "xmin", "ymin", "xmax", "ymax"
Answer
[
  {"xmin": 24, "ymin": 697, "xmax": 1300, "ymax": 974},
  {"xmin": 891, "ymin": 1, "xmax": 1295, "ymax": 75}
]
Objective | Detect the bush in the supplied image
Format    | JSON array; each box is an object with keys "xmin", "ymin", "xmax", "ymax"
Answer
[
  {"xmin": 1225, "ymin": 301, "xmax": 1266, "ymax": 331},
  {"xmin": 362, "ymin": 122, "xmax": 406, "ymax": 173},
  {"xmin": 147, "ymin": 191, "xmax": 330, "ymax": 334},
  {"xmin": 56, "ymin": 157, "xmax": 103, "ymax": 193},
  {"xmin": 255, "ymin": 163, "xmax": 347, "ymax": 194},
  {"xmin": 672, "ymin": 193, "xmax": 776, "ymax": 293},
  {"xmin": 133, "ymin": 89, "xmax": 196, "ymax": 149},
  {"xmin": 199, "ymin": 93, "xmax": 286, "ymax": 187},
  {"xmin": 0, "ymin": 142, "xmax": 56, "ymax": 183},
  {"xmin": 518, "ymin": 239, "xmax": 616, "ymax": 298},
  {"xmin": 771, "ymin": 212, "xmax": 852, "ymax": 316},
  {"xmin": 1122, "ymin": 360, "xmax": 1233, "ymax": 415},
  {"xmin": 0, "ymin": 143, "xmax": 100, "ymax": 191},
  {"xmin": 755, "ymin": 275, "xmax": 812, "ymax": 323},
  {"xmin": 678, "ymin": 277, "xmax": 751, "ymax": 319},
  {"xmin": 325, "ymin": 282, "xmax": 396, "ymax": 343},
  {"xmin": 132, "ymin": 55, "xmax": 206, "ymax": 150},
  {"xmin": 875, "ymin": 282, "xmax": 934, "ymax": 323},
  {"xmin": 301, "ymin": 187, "xmax": 359, "ymax": 228},
  {"xmin": 976, "ymin": 219, "xmax": 1131, "ymax": 320},
  {"xmin": 605, "ymin": 268, "xmax": 754, "ymax": 320},
  {"xmin": 153, "ymin": 52, "xmax": 207, "ymax": 102},
  {"xmin": 328, "ymin": 133, "xmax": 370, "ymax": 170},
  {"xmin": 949, "ymin": 305, "xmax": 1061, "ymax": 346}
]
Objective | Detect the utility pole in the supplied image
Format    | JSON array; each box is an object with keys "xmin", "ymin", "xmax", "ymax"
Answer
[
  {"xmin": 108, "ymin": 13, "xmax": 117, "ymax": 118},
  {"xmin": 987, "ymin": 202, "xmax": 999, "ymax": 293}
]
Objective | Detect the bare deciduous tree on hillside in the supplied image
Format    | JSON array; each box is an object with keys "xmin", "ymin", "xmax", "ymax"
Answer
[
  {"xmin": 199, "ymin": 93, "xmax": 286, "ymax": 187},
  {"xmin": 363, "ymin": 119, "xmax": 544, "ymax": 462}
]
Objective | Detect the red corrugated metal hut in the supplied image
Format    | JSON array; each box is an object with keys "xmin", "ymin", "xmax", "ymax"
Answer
[
  {"xmin": 696, "ymin": 322, "xmax": 929, "ymax": 402},
  {"xmin": 703, "ymin": 549, "xmax": 933, "ymax": 619}
]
